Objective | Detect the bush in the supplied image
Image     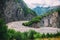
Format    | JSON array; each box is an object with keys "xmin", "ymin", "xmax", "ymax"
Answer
[
  {"xmin": 54, "ymin": 32, "xmax": 60, "ymax": 37},
  {"xmin": 22, "ymin": 32, "xmax": 28, "ymax": 40},
  {"xmin": 34, "ymin": 33, "xmax": 42, "ymax": 38},
  {"xmin": 7, "ymin": 29, "xmax": 60, "ymax": 40},
  {"xmin": 15, "ymin": 32, "xmax": 23, "ymax": 40},
  {"xmin": 28, "ymin": 30, "xmax": 37, "ymax": 40},
  {"xmin": 41, "ymin": 33, "xmax": 46, "ymax": 38},
  {"xmin": 22, "ymin": 22, "xmax": 32, "ymax": 26},
  {"xmin": 22, "ymin": 22, "xmax": 29, "ymax": 26},
  {"xmin": 8, "ymin": 29, "xmax": 16, "ymax": 40},
  {"xmin": 0, "ymin": 19, "xmax": 8, "ymax": 40},
  {"xmin": 48, "ymin": 33, "xmax": 54, "ymax": 38},
  {"xmin": 22, "ymin": 16, "xmax": 42, "ymax": 26},
  {"xmin": 46, "ymin": 33, "xmax": 51, "ymax": 38},
  {"xmin": 8, "ymin": 29, "xmax": 28, "ymax": 40}
]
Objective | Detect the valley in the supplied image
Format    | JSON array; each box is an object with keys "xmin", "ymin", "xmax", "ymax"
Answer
[
  {"xmin": 7, "ymin": 21, "xmax": 60, "ymax": 34},
  {"xmin": 0, "ymin": 0, "xmax": 60, "ymax": 40}
]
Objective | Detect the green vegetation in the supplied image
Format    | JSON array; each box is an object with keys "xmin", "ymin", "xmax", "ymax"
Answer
[
  {"xmin": 22, "ymin": 16, "xmax": 42, "ymax": 26},
  {"xmin": 15, "ymin": 0, "xmax": 37, "ymax": 17},
  {"xmin": 22, "ymin": 7, "xmax": 60, "ymax": 26},
  {"xmin": 0, "ymin": 19, "xmax": 60, "ymax": 40},
  {"xmin": 7, "ymin": 29, "xmax": 60, "ymax": 40},
  {"xmin": 22, "ymin": 12, "xmax": 52, "ymax": 26},
  {"xmin": 8, "ymin": 29, "xmax": 16, "ymax": 40},
  {"xmin": 0, "ymin": 19, "xmax": 8, "ymax": 40},
  {"xmin": 56, "ymin": 7, "xmax": 60, "ymax": 14},
  {"xmin": 0, "ymin": 0, "xmax": 37, "ymax": 20},
  {"xmin": 23, "ymin": 8, "xmax": 37, "ymax": 17},
  {"xmin": 0, "ymin": 0, "xmax": 60, "ymax": 40}
]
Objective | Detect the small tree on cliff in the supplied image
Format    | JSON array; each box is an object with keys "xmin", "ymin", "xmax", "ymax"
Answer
[{"xmin": 0, "ymin": 19, "xmax": 8, "ymax": 40}]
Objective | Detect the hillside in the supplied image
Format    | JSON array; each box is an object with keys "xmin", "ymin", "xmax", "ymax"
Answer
[
  {"xmin": 0, "ymin": 0, "xmax": 37, "ymax": 23},
  {"xmin": 23, "ymin": 7, "xmax": 60, "ymax": 28}
]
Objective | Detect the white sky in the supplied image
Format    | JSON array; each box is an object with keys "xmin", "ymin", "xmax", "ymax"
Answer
[{"xmin": 23, "ymin": 0, "xmax": 60, "ymax": 9}]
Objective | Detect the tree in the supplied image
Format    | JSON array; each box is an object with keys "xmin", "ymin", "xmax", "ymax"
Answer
[{"xmin": 0, "ymin": 19, "xmax": 8, "ymax": 40}]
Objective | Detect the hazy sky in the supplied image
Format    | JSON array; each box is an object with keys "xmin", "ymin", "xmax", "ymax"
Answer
[{"xmin": 23, "ymin": 0, "xmax": 60, "ymax": 9}]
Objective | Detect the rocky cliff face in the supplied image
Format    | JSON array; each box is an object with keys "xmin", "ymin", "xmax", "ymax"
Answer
[
  {"xmin": 0, "ymin": 0, "xmax": 36, "ymax": 23},
  {"xmin": 39, "ymin": 12, "xmax": 60, "ymax": 28},
  {"xmin": 31, "ymin": 12, "xmax": 60, "ymax": 28}
]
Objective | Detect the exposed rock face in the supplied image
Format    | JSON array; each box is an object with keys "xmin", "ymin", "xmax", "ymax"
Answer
[
  {"xmin": 32, "ymin": 12, "xmax": 60, "ymax": 28},
  {"xmin": 1, "ymin": 0, "xmax": 36, "ymax": 23}
]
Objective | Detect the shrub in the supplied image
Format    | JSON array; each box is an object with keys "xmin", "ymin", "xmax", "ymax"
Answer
[
  {"xmin": 41, "ymin": 33, "xmax": 46, "ymax": 38},
  {"xmin": 22, "ymin": 22, "xmax": 32, "ymax": 26},
  {"xmin": 8, "ymin": 29, "xmax": 26, "ymax": 40},
  {"xmin": 15, "ymin": 31, "xmax": 23, "ymax": 40},
  {"xmin": 46, "ymin": 33, "xmax": 51, "ymax": 38},
  {"xmin": 8, "ymin": 29, "xmax": 16, "ymax": 40},
  {"xmin": 54, "ymin": 32, "xmax": 60, "ymax": 37},
  {"xmin": 8, "ymin": 29, "xmax": 60, "ymax": 40},
  {"xmin": 34, "ymin": 33, "xmax": 42, "ymax": 38},
  {"xmin": 7, "ymin": 29, "xmax": 60, "ymax": 40},
  {"xmin": 22, "ymin": 32, "xmax": 28, "ymax": 40},
  {"xmin": 22, "ymin": 16, "xmax": 42, "ymax": 26},
  {"xmin": 0, "ymin": 19, "xmax": 8, "ymax": 40},
  {"xmin": 22, "ymin": 22, "xmax": 28, "ymax": 26},
  {"xmin": 49, "ymin": 33, "xmax": 54, "ymax": 38},
  {"xmin": 28, "ymin": 30, "xmax": 37, "ymax": 40}
]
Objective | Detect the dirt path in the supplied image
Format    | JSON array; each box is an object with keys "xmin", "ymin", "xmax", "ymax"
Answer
[{"xmin": 7, "ymin": 21, "xmax": 60, "ymax": 34}]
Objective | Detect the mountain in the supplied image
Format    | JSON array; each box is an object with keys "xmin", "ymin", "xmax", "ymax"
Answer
[
  {"xmin": 33, "ymin": 6, "xmax": 60, "ymax": 15},
  {"xmin": 0, "ymin": 0, "xmax": 37, "ymax": 23},
  {"xmin": 33, "ymin": 6, "xmax": 51, "ymax": 15},
  {"xmin": 23, "ymin": 6, "xmax": 60, "ymax": 28}
]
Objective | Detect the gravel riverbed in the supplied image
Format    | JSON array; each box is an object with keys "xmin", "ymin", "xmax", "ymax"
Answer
[{"xmin": 7, "ymin": 21, "xmax": 60, "ymax": 34}]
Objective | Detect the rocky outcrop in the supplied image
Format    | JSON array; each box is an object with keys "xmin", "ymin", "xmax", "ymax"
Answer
[
  {"xmin": 32, "ymin": 12, "xmax": 60, "ymax": 28},
  {"xmin": 0, "ymin": 0, "xmax": 36, "ymax": 23}
]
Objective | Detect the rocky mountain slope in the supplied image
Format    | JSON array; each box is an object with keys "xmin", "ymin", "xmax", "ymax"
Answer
[{"xmin": 0, "ymin": 0, "xmax": 37, "ymax": 23}]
